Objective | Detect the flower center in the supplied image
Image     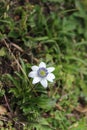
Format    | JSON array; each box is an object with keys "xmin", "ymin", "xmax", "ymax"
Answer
[{"xmin": 37, "ymin": 67, "xmax": 48, "ymax": 78}]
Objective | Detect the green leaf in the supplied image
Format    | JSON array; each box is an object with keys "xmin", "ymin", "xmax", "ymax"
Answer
[
  {"xmin": 36, "ymin": 96, "xmax": 56, "ymax": 110},
  {"xmin": 0, "ymin": 47, "xmax": 6, "ymax": 57},
  {"xmin": 38, "ymin": 117, "xmax": 49, "ymax": 125}
]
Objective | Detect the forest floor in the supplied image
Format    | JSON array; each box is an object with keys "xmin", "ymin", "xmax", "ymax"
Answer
[{"xmin": 0, "ymin": 0, "xmax": 87, "ymax": 130}]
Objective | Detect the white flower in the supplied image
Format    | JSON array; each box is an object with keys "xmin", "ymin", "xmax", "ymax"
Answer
[{"xmin": 28, "ymin": 62, "xmax": 55, "ymax": 88}]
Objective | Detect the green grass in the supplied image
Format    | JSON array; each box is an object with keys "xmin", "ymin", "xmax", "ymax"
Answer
[{"xmin": 0, "ymin": 0, "xmax": 87, "ymax": 130}]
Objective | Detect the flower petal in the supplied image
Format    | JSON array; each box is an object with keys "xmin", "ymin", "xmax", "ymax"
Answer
[
  {"xmin": 32, "ymin": 77, "xmax": 41, "ymax": 84},
  {"xmin": 39, "ymin": 62, "xmax": 46, "ymax": 68},
  {"xmin": 31, "ymin": 65, "xmax": 39, "ymax": 71},
  {"xmin": 40, "ymin": 79, "xmax": 48, "ymax": 88},
  {"xmin": 47, "ymin": 67, "xmax": 55, "ymax": 72},
  {"xmin": 28, "ymin": 71, "xmax": 37, "ymax": 78},
  {"xmin": 47, "ymin": 73, "xmax": 55, "ymax": 82}
]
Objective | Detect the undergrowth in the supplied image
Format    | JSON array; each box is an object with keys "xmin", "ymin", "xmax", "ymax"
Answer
[{"xmin": 0, "ymin": 0, "xmax": 87, "ymax": 130}]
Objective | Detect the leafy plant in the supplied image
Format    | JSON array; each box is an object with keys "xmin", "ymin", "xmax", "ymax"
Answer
[{"xmin": 7, "ymin": 59, "xmax": 56, "ymax": 129}]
